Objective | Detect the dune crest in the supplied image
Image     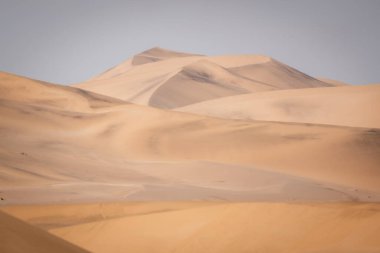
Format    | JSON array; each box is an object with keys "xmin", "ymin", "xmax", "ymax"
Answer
[
  {"xmin": 75, "ymin": 48, "xmax": 335, "ymax": 108},
  {"xmin": 0, "ymin": 210, "xmax": 88, "ymax": 253},
  {"xmin": 229, "ymin": 58, "xmax": 332, "ymax": 89},
  {"xmin": 90, "ymin": 47, "xmax": 200, "ymax": 81},
  {"xmin": 148, "ymin": 60, "xmax": 274, "ymax": 108},
  {"xmin": 0, "ymin": 71, "xmax": 125, "ymax": 112},
  {"xmin": 131, "ymin": 47, "xmax": 201, "ymax": 65}
]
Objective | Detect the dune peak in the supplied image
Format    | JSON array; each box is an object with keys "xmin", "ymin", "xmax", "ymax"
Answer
[{"xmin": 131, "ymin": 47, "xmax": 200, "ymax": 66}]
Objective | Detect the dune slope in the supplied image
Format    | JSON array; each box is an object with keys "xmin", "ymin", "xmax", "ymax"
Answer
[
  {"xmin": 90, "ymin": 47, "xmax": 201, "ymax": 81},
  {"xmin": 0, "ymin": 72, "xmax": 125, "ymax": 112},
  {"xmin": 148, "ymin": 60, "xmax": 274, "ymax": 108},
  {"xmin": 1, "ymin": 72, "xmax": 380, "ymax": 207},
  {"xmin": 229, "ymin": 59, "xmax": 331, "ymax": 89},
  {"xmin": 75, "ymin": 48, "xmax": 334, "ymax": 108},
  {"xmin": 131, "ymin": 47, "xmax": 201, "ymax": 66},
  {"xmin": 46, "ymin": 202, "xmax": 380, "ymax": 253},
  {"xmin": 0, "ymin": 210, "xmax": 88, "ymax": 253},
  {"xmin": 178, "ymin": 84, "xmax": 380, "ymax": 129},
  {"xmin": 4, "ymin": 202, "xmax": 380, "ymax": 253},
  {"xmin": 2, "ymin": 202, "xmax": 380, "ymax": 253}
]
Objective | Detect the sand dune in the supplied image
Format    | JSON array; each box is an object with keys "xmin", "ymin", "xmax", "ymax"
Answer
[
  {"xmin": 1, "ymin": 47, "xmax": 380, "ymax": 253},
  {"xmin": 76, "ymin": 57, "xmax": 275, "ymax": 108},
  {"xmin": 75, "ymin": 48, "xmax": 334, "ymax": 108},
  {"xmin": 131, "ymin": 47, "xmax": 201, "ymax": 66},
  {"xmin": 0, "ymin": 210, "xmax": 88, "ymax": 253},
  {"xmin": 148, "ymin": 60, "xmax": 274, "ymax": 108},
  {"xmin": 0, "ymin": 72, "xmax": 125, "ymax": 112},
  {"xmin": 90, "ymin": 47, "xmax": 200, "ymax": 81},
  {"xmin": 1, "ymin": 72, "xmax": 380, "ymax": 207},
  {"xmin": 0, "ymin": 202, "xmax": 219, "ymax": 230},
  {"xmin": 318, "ymin": 77, "xmax": 350, "ymax": 86},
  {"xmin": 5, "ymin": 202, "xmax": 378, "ymax": 253},
  {"xmin": 178, "ymin": 84, "xmax": 380, "ymax": 128},
  {"xmin": 3, "ymin": 202, "xmax": 380, "ymax": 253},
  {"xmin": 229, "ymin": 58, "xmax": 331, "ymax": 89}
]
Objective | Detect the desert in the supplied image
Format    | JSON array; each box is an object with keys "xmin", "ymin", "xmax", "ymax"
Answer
[{"xmin": 1, "ymin": 47, "xmax": 380, "ymax": 252}]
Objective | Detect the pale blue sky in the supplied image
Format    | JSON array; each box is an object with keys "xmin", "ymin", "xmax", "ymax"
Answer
[{"xmin": 0, "ymin": 0, "xmax": 379, "ymax": 85}]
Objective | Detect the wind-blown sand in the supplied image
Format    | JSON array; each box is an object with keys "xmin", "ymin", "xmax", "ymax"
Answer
[{"xmin": 1, "ymin": 48, "xmax": 380, "ymax": 252}]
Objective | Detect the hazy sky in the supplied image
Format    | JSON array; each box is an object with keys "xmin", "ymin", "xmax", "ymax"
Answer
[{"xmin": 0, "ymin": 0, "xmax": 379, "ymax": 85}]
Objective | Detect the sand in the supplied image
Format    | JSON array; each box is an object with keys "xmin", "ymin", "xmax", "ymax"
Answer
[
  {"xmin": 0, "ymin": 210, "xmax": 88, "ymax": 253},
  {"xmin": 1, "ymin": 47, "xmax": 380, "ymax": 252},
  {"xmin": 1, "ymin": 71, "xmax": 380, "ymax": 203},
  {"xmin": 178, "ymin": 84, "xmax": 380, "ymax": 128},
  {"xmin": 48, "ymin": 203, "xmax": 380, "ymax": 253},
  {"xmin": 2, "ymin": 203, "xmax": 380, "ymax": 253},
  {"xmin": 318, "ymin": 77, "xmax": 350, "ymax": 86},
  {"xmin": 74, "ymin": 48, "xmax": 334, "ymax": 108}
]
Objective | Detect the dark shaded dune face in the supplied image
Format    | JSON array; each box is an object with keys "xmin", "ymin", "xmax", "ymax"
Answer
[
  {"xmin": 180, "ymin": 60, "xmax": 275, "ymax": 92},
  {"xmin": 132, "ymin": 55, "xmax": 163, "ymax": 65},
  {"xmin": 71, "ymin": 88, "xmax": 126, "ymax": 109},
  {"xmin": 148, "ymin": 60, "xmax": 275, "ymax": 109},
  {"xmin": 229, "ymin": 60, "xmax": 333, "ymax": 89},
  {"xmin": 0, "ymin": 211, "xmax": 88, "ymax": 253},
  {"xmin": 148, "ymin": 72, "xmax": 248, "ymax": 109},
  {"xmin": 356, "ymin": 128, "xmax": 380, "ymax": 151}
]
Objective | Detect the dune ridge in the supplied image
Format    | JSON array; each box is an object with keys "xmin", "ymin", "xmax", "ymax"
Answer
[
  {"xmin": 229, "ymin": 58, "xmax": 331, "ymax": 89},
  {"xmin": 178, "ymin": 84, "xmax": 380, "ymax": 128},
  {"xmin": 148, "ymin": 60, "xmax": 275, "ymax": 108},
  {"xmin": 0, "ymin": 210, "xmax": 88, "ymax": 253},
  {"xmin": 5, "ymin": 202, "xmax": 378, "ymax": 253},
  {"xmin": 75, "ymin": 48, "xmax": 335, "ymax": 108},
  {"xmin": 90, "ymin": 47, "xmax": 201, "ymax": 81},
  {"xmin": 131, "ymin": 47, "xmax": 202, "ymax": 65},
  {"xmin": 0, "ymin": 72, "xmax": 125, "ymax": 112},
  {"xmin": 4, "ymin": 202, "xmax": 380, "ymax": 253},
  {"xmin": 49, "ymin": 203, "xmax": 380, "ymax": 253}
]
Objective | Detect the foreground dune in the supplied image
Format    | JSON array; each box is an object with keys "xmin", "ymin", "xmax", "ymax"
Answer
[
  {"xmin": 3, "ymin": 202, "xmax": 380, "ymax": 253},
  {"xmin": 0, "ymin": 202, "xmax": 220, "ymax": 229},
  {"xmin": 178, "ymin": 84, "xmax": 380, "ymax": 128},
  {"xmin": 49, "ymin": 203, "xmax": 380, "ymax": 253},
  {"xmin": 0, "ymin": 210, "xmax": 88, "ymax": 253},
  {"xmin": 4, "ymin": 202, "xmax": 380, "ymax": 253}
]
